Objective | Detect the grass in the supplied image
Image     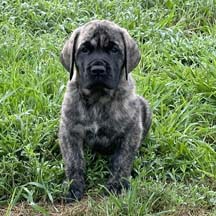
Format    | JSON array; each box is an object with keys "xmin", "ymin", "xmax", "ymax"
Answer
[{"xmin": 0, "ymin": 0, "xmax": 216, "ymax": 215}]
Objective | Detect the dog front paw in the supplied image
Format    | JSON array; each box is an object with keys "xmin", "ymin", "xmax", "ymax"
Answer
[
  {"xmin": 64, "ymin": 183, "xmax": 85, "ymax": 203},
  {"xmin": 106, "ymin": 178, "xmax": 130, "ymax": 195}
]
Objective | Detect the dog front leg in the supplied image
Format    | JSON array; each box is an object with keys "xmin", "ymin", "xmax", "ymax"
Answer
[
  {"xmin": 107, "ymin": 128, "xmax": 142, "ymax": 194},
  {"xmin": 59, "ymin": 127, "xmax": 85, "ymax": 202}
]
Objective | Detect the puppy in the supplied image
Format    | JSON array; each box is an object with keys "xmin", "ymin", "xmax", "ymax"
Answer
[{"xmin": 59, "ymin": 20, "xmax": 151, "ymax": 202}]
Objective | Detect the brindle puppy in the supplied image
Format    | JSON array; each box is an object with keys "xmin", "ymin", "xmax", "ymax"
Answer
[{"xmin": 59, "ymin": 20, "xmax": 152, "ymax": 202}]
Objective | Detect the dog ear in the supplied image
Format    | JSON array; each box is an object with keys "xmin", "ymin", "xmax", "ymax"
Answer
[
  {"xmin": 60, "ymin": 28, "xmax": 80, "ymax": 80},
  {"xmin": 121, "ymin": 30, "xmax": 141, "ymax": 80}
]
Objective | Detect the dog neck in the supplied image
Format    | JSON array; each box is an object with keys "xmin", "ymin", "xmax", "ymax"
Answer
[
  {"xmin": 82, "ymin": 75, "xmax": 135, "ymax": 104},
  {"xmin": 68, "ymin": 73, "xmax": 135, "ymax": 106}
]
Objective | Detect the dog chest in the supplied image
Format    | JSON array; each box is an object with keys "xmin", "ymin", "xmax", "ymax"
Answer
[{"xmin": 84, "ymin": 120, "xmax": 121, "ymax": 153}]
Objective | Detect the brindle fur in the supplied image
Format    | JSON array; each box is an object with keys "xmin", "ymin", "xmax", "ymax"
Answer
[{"xmin": 59, "ymin": 20, "xmax": 152, "ymax": 202}]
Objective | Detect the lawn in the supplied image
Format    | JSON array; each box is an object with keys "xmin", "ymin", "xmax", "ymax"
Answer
[{"xmin": 0, "ymin": 0, "xmax": 216, "ymax": 215}]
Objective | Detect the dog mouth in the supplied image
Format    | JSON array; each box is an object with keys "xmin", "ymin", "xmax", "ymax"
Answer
[{"xmin": 84, "ymin": 79, "xmax": 113, "ymax": 90}]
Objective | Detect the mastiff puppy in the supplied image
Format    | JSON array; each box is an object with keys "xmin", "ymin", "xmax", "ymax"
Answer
[{"xmin": 59, "ymin": 20, "xmax": 151, "ymax": 202}]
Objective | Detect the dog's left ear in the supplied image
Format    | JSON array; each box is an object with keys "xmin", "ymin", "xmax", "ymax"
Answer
[
  {"xmin": 121, "ymin": 29, "xmax": 141, "ymax": 80},
  {"xmin": 60, "ymin": 28, "xmax": 80, "ymax": 80}
]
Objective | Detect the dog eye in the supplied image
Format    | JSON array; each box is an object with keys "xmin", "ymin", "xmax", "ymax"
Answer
[
  {"xmin": 110, "ymin": 46, "xmax": 119, "ymax": 53},
  {"xmin": 80, "ymin": 47, "xmax": 90, "ymax": 53}
]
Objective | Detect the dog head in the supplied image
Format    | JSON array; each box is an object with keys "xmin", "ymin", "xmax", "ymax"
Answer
[{"xmin": 60, "ymin": 20, "xmax": 140, "ymax": 90}]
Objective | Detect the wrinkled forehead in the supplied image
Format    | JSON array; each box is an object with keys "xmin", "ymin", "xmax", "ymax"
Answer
[{"xmin": 77, "ymin": 22, "xmax": 124, "ymax": 48}]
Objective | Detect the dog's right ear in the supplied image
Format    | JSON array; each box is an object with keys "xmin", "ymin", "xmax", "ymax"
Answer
[{"xmin": 60, "ymin": 28, "xmax": 80, "ymax": 80}]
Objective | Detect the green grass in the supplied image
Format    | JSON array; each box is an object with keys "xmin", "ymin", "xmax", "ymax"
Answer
[{"xmin": 0, "ymin": 0, "xmax": 216, "ymax": 215}]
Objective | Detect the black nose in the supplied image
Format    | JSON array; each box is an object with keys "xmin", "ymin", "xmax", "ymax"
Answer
[{"xmin": 90, "ymin": 65, "xmax": 106, "ymax": 76}]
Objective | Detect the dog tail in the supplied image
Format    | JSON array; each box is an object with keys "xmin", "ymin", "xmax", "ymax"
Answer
[{"xmin": 139, "ymin": 96, "xmax": 152, "ymax": 138}]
